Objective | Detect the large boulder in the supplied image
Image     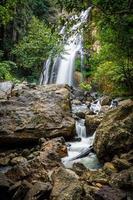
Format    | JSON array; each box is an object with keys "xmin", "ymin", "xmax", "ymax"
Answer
[
  {"xmin": 94, "ymin": 99, "xmax": 133, "ymax": 162},
  {"xmin": 85, "ymin": 114, "xmax": 102, "ymax": 135},
  {"xmin": 0, "ymin": 84, "xmax": 75, "ymax": 146},
  {"xmin": 51, "ymin": 167, "xmax": 83, "ymax": 200}
]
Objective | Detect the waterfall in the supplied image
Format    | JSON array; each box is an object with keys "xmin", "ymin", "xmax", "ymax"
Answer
[
  {"xmin": 40, "ymin": 7, "xmax": 91, "ymax": 86},
  {"xmin": 76, "ymin": 119, "xmax": 86, "ymax": 138}
]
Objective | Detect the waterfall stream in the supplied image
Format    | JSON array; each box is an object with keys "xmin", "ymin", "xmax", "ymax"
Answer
[
  {"xmin": 40, "ymin": 7, "xmax": 91, "ymax": 86},
  {"xmin": 62, "ymin": 105, "xmax": 101, "ymax": 169},
  {"xmin": 40, "ymin": 7, "xmax": 101, "ymax": 169}
]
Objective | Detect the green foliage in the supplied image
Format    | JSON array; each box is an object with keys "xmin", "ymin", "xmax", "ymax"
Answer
[
  {"xmin": 12, "ymin": 17, "xmax": 62, "ymax": 80},
  {"xmin": 80, "ymin": 82, "xmax": 92, "ymax": 91},
  {"xmin": 0, "ymin": 61, "xmax": 17, "ymax": 81},
  {"xmin": 86, "ymin": 0, "xmax": 133, "ymax": 96}
]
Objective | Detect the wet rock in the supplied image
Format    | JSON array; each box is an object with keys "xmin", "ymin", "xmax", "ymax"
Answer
[
  {"xmin": 24, "ymin": 181, "xmax": 52, "ymax": 200},
  {"xmin": 85, "ymin": 114, "xmax": 102, "ymax": 135},
  {"xmin": 0, "ymin": 84, "xmax": 75, "ymax": 146},
  {"xmin": 72, "ymin": 162, "xmax": 87, "ymax": 176},
  {"xmin": 94, "ymin": 185, "xmax": 126, "ymax": 200},
  {"xmin": 51, "ymin": 167, "xmax": 83, "ymax": 200},
  {"xmin": 94, "ymin": 100, "xmax": 133, "ymax": 161}
]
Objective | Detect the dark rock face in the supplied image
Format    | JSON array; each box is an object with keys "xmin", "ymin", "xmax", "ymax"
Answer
[
  {"xmin": 0, "ymin": 84, "xmax": 75, "ymax": 146},
  {"xmin": 94, "ymin": 100, "xmax": 133, "ymax": 162}
]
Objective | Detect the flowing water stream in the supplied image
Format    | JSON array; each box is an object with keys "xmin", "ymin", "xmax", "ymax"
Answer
[
  {"xmin": 62, "ymin": 104, "xmax": 101, "ymax": 169},
  {"xmin": 40, "ymin": 7, "xmax": 101, "ymax": 169}
]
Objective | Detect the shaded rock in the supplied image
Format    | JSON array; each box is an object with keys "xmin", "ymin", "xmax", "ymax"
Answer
[
  {"xmin": 72, "ymin": 162, "xmax": 87, "ymax": 176},
  {"xmin": 24, "ymin": 181, "xmax": 52, "ymax": 200},
  {"xmin": 94, "ymin": 100, "xmax": 133, "ymax": 161},
  {"xmin": 100, "ymin": 96, "xmax": 111, "ymax": 106},
  {"xmin": 0, "ymin": 84, "xmax": 75, "ymax": 146},
  {"xmin": 85, "ymin": 115, "xmax": 102, "ymax": 135},
  {"xmin": 110, "ymin": 166, "xmax": 133, "ymax": 189},
  {"xmin": 6, "ymin": 138, "xmax": 66, "ymax": 182},
  {"xmin": 11, "ymin": 156, "xmax": 27, "ymax": 165},
  {"xmin": 0, "ymin": 172, "xmax": 12, "ymax": 200},
  {"xmin": 0, "ymin": 157, "xmax": 10, "ymax": 166},
  {"xmin": 103, "ymin": 162, "xmax": 117, "ymax": 175},
  {"xmin": 51, "ymin": 167, "xmax": 83, "ymax": 200},
  {"xmin": 11, "ymin": 180, "xmax": 32, "ymax": 200},
  {"xmin": 112, "ymin": 158, "xmax": 132, "ymax": 170},
  {"xmin": 81, "ymin": 169, "xmax": 109, "ymax": 185},
  {"xmin": 94, "ymin": 185, "xmax": 126, "ymax": 200}
]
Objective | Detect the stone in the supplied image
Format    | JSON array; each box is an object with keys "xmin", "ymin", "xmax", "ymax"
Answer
[
  {"xmin": 103, "ymin": 162, "xmax": 117, "ymax": 175},
  {"xmin": 24, "ymin": 181, "xmax": 52, "ymax": 200},
  {"xmin": 0, "ymin": 172, "xmax": 12, "ymax": 200},
  {"xmin": 51, "ymin": 167, "xmax": 83, "ymax": 200},
  {"xmin": 5, "ymin": 138, "xmax": 66, "ymax": 183},
  {"xmin": 0, "ymin": 84, "xmax": 75, "ymax": 146},
  {"xmin": 11, "ymin": 156, "xmax": 27, "ymax": 165},
  {"xmin": 11, "ymin": 180, "xmax": 32, "ymax": 200},
  {"xmin": 110, "ymin": 166, "xmax": 133, "ymax": 189},
  {"xmin": 0, "ymin": 157, "xmax": 10, "ymax": 166},
  {"xmin": 112, "ymin": 158, "xmax": 132, "ymax": 170},
  {"xmin": 72, "ymin": 162, "xmax": 87, "ymax": 176},
  {"xmin": 85, "ymin": 114, "xmax": 102, "ymax": 135},
  {"xmin": 94, "ymin": 185, "xmax": 126, "ymax": 200},
  {"xmin": 94, "ymin": 100, "xmax": 133, "ymax": 161},
  {"xmin": 100, "ymin": 96, "xmax": 111, "ymax": 106}
]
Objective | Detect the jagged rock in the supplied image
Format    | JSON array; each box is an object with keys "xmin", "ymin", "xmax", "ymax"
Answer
[
  {"xmin": 5, "ymin": 138, "xmax": 66, "ymax": 182},
  {"xmin": 0, "ymin": 157, "xmax": 10, "ymax": 166},
  {"xmin": 11, "ymin": 180, "xmax": 32, "ymax": 200},
  {"xmin": 0, "ymin": 172, "xmax": 12, "ymax": 200},
  {"xmin": 85, "ymin": 114, "xmax": 102, "ymax": 135},
  {"xmin": 24, "ymin": 181, "xmax": 52, "ymax": 200},
  {"xmin": 51, "ymin": 167, "xmax": 83, "ymax": 200},
  {"xmin": 0, "ymin": 84, "xmax": 75, "ymax": 146},
  {"xmin": 72, "ymin": 162, "xmax": 87, "ymax": 176},
  {"xmin": 100, "ymin": 96, "xmax": 111, "ymax": 106},
  {"xmin": 94, "ymin": 185, "xmax": 126, "ymax": 200},
  {"xmin": 11, "ymin": 156, "xmax": 27, "ymax": 165},
  {"xmin": 103, "ymin": 162, "xmax": 117, "ymax": 175},
  {"xmin": 94, "ymin": 100, "xmax": 133, "ymax": 161},
  {"xmin": 110, "ymin": 166, "xmax": 133, "ymax": 189}
]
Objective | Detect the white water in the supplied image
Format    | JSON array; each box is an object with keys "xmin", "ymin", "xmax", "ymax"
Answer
[
  {"xmin": 40, "ymin": 7, "xmax": 91, "ymax": 86},
  {"xmin": 62, "ymin": 106, "xmax": 101, "ymax": 169}
]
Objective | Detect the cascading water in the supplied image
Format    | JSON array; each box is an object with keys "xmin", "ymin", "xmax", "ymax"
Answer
[
  {"xmin": 40, "ymin": 7, "xmax": 91, "ymax": 86},
  {"xmin": 62, "ymin": 106, "xmax": 101, "ymax": 169}
]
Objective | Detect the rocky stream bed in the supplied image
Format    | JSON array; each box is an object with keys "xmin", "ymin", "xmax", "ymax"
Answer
[{"xmin": 0, "ymin": 81, "xmax": 133, "ymax": 200}]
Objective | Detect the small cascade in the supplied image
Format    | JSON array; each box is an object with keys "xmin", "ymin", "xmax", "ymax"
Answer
[
  {"xmin": 62, "ymin": 103, "xmax": 101, "ymax": 169},
  {"xmin": 76, "ymin": 119, "xmax": 86, "ymax": 138},
  {"xmin": 40, "ymin": 7, "xmax": 91, "ymax": 86}
]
